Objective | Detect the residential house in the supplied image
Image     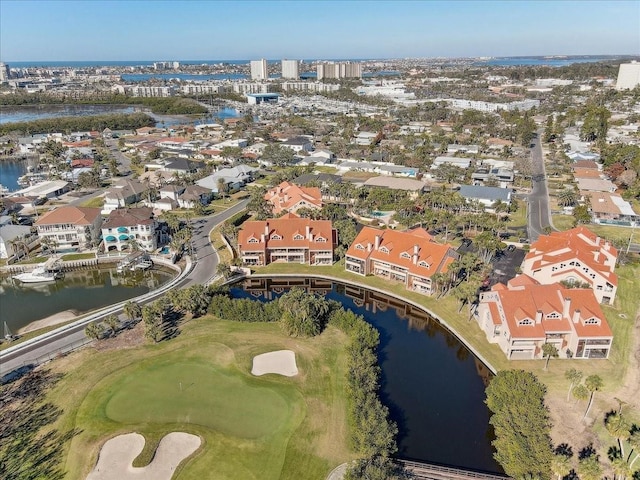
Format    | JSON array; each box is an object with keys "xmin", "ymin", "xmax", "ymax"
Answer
[
  {"xmin": 0, "ymin": 224, "xmax": 34, "ymax": 259},
  {"xmin": 521, "ymin": 226, "xmax": 618, "ymax": 304},
  {"xmin": 162, "ymin": 158, "xmax": 204, "ymax": 175},
  {"xmin": 476, "ymin": 276, "xmax": 613, "ymax": 360},
  {"xmin": 35, "ymin": 206, "xmax": 103, "ymax": 250},
  {"xmin": 447, "ymin": 144, "xmax": 479, "ymax": 155},
  {"xmin": 178, "ymin": 185, "xmax": 213, "ymax": 209},
  {"xmin": 281, "ymin": 136, "xmax": 314, "ymax": 153},
  {"xmin": 432, "ymin": 156, "xmax": 473, "ymax": 169},
  {"xmin": 458, "ymin": 185, "xmax": 512, "ymax": 208},
  {"xmin": 102, "ymin": 179, "xmax": 147, "ymax": 214},
  {"xmin": 362, "ymin": 176, "xmax": 428, "ymax": 198},
  {"xmin": 345, "ymin": 227, "xmax": 458, "ymax": 296},
  {"xmin": 102, "ymin": 207, "xmax": 158, "ymax": 252},
  {"xmin": 353, "ymin": 131, "xmax": 378, "ymax": 146},
  {"xmin": 582, "ymin": 191, "xmax": 639, "ymax": 227},
  {"xmin": 196, "ymin": 165, "xmax": 259, "ymax": 193},
  {"xmin": 238, "ymin": 213, "xmax": 336, "ymax": 266},
  {"xmin": 576, "ymin": 178, "xmax": 617, "ymax": 193},
  {"xmin": 265, "ymin": 181, "xmax": 322, "ymax": 215}
]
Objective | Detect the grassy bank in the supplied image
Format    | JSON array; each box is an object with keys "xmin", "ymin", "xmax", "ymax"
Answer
[{"xmin": 40, "ymin": 318, "xmax": 352, "ymax": 479}]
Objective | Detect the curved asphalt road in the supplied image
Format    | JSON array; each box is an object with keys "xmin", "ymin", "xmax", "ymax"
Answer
[
  {"xmin": 527, "ymin": 132, "xmax": 552, "ymax": 242},
  {"xmin": 0, "ymin": 198, "xmax": 249, "ymax": 375}
]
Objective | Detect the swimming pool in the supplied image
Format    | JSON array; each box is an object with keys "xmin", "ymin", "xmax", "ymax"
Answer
[
  {"xmin": 371, "ymin": 211, "xmax": 388, "ymax": 217},
  {"xmin": 160, "ymin": 246, "xmax": 170, "ymax": 254}
]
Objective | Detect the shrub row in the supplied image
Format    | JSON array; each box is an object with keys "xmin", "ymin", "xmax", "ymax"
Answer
[{"xmin": 207, "ymin": 291, "xmax": 281, "ymax": 323}]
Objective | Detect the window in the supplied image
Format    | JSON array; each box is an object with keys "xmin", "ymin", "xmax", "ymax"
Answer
[
  {"xmin": 518, "ymin": 318, "xmax": 533, "ymax": 325},
  {"xmin": 379, "ymin": 246, "xmax": 389, "ymax": 254},
  {"xmin": 293, "ymin": 234, "xmax": 304, "ymax": 240},
  {"xmin": 248, "ymin": 238, "xmax": 259, "ymax": 244},
  {"xmin": 418, "ymin": 261, "xmax": 430, "ymax": 268},
  {"xmin": 271, "ymin": 234, "xmax": 282, "ymax": 240},
  {"xmin": 356, "ymin": 244, "xmax": 365, "ymax": 251},
  {"xmin": 584, "ymin": 317, "xmax": 600, "ymax": 325},
  {"xmin": 316, "ymin": 237, "xmax": 327, "ymax": 242},
  {"xmin": 552, "ymin": 266, "xmax": 558, "ymax": 272},
  {"xmin": 401, "ymin": 252, "xmax": 411, "ymax": 259},
  {"xmin": 546, "ymin": 312, "xmax": 560, "ymax": 319}
]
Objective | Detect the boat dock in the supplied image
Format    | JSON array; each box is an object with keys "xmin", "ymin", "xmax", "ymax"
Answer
[{"xmin": 116, "ymin": 251, "xmax": 153, "ymax": 272}]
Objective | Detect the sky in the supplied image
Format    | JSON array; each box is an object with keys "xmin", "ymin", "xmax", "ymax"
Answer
[{"xmin": 0, "ymin": 0, "xmax": 638, "ymax": 62}]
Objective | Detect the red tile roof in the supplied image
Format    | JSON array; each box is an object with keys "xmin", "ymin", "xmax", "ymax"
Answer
[
  {"xmin": 35, "ymin": 206, "xmax": 101, "ymax": 226},
  {"xmin": 265, "ymin": 181, "xmax": 322, "ymax": 214}
]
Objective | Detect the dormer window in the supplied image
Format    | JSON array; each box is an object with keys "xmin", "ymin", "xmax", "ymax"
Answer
[
  {"xmin": 418, "ymin": 261, "xmax": 430, "ymax": 268},
  {"xmin": 379, "ymin": 246, "xmax": 389, "ymax": 254},
  {"xmin": 584, "ymin": 317, "xmax": 600, "ymax": 325},
  {"xmin": 356, "ymin": 244, "xmax": 365, "ymax": 251},
  {"xmin": 518, "ymin": 318, "xmax": 533, "ymax": 326},
  {"xmin": 546, "ymin": 312, "xmax": 560, "ymax": 319},
  {"xmin": 316, "ymin": 237, "xmax": 326, "ymax": 242},
  {"xmin": 401, "ymin": 252, "xmax": 411, "ymax": 259},
  {"xmin": 248, "ymin": 237, "xmax": 259, "ymax": 244},
  {"xmin": 271, "ymin": 234, "xmax": 282, "ymax": 240},
  {"xmin": 294, "ymin": 234, "xmax": 304, "ymax": 240}
]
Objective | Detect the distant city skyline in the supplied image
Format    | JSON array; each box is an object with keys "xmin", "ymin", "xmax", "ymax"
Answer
[{"xmin": 0, "ymin": 0, "xmax": 638, "ymax": 62}]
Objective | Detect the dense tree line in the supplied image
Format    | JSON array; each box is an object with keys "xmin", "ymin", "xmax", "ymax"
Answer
[
  {"xmin": 207, "ymin": 291, "xmax": 282, "ymax": 323},
  {"xmin": 0, "ymin": 93, "xmax": 208, "ymax": 115},
  {"xmin": 485, "ymin": 370, "xmax": 554, "ymax": 479},
  {"xmin": 0, "ymin": 112, "xmax": 155, "ymax": 135}
]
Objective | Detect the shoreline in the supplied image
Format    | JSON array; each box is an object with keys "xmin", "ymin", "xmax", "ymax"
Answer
[{"xmin": 17, "ymin": 310, "xmax": 80, "ymax": 335}]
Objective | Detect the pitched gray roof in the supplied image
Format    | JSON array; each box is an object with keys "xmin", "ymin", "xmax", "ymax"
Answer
[{"xmin": 458, "ymin": 185, "xmax": 512, "ymax": 202}]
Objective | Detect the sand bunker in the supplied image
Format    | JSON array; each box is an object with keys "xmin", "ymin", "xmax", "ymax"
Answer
[
  {"xmin": 87, "ymin": 432, "xmax": 201, "ymax": 480},
  {"xmin": 251, "ymin": 350, "xmax": 298, "ymax": 377}
]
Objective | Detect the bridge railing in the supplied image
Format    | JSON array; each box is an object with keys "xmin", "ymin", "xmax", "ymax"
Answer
[{"xmin": 396, "ymin": 459, "xmax": 510, "ymax": 480}]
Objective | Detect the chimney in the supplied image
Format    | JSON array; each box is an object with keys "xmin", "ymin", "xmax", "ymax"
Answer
[
  {"xmin": 412, "ymin": 253, "xmax": 418, "ymax": 265},
  {"xmin": 367, "ymin": 242, "xmax": 372, "ymax": 252},
  {"xmin": 596, "ymin": 236, "xmax": 601, "ymax": 246},
  {"xmin": 535, "ymin": 310, "xmax": 543, "ymax": 324},
  {"xmin": 260, "ymin": 233, "xmax": 265, "ymax": 243},
  {"xmin": 306, "ymin": 225, "xmax": 311, "ymax": 238},
  {"xmin": 572, "ymin": 309, "xmax": 581, "ymax": 324},
  {"xmin": 594, "ymin": 250, "xmax": 600, "ymax": 262},
  {"xmin": 562, "ymin": 297, "xmax": 571, "ymax": 319},
  {"xmin": 374, "ymin": 235, "xmax": 381, "ymax": 250},
  {"xmin": 264, "ymin": 223, "xmax": 269, "ymax": 236},
  {"xmin": 604, "ymin": 241, "xmax": 610, "ymax": 251},
  {"xmin": 414, "ymin": 244, "xmax": 419, "ymax": 255}
]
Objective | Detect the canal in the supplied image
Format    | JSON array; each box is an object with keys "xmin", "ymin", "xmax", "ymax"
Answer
[
  {"xmin": 231, "ymin": 277, "xmax": 502, "ymax": 474},
  {"xmin": 0, "ymin": 266, "xmax": 173, "ymax": 334}
]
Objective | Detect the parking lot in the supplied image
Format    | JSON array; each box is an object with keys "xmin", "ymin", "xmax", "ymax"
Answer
[{"xmin": 457, "ymin": 241, "xmax": 527, "ymax": 287}]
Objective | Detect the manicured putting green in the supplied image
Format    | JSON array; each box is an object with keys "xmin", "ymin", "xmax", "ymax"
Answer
[{"xmin": 105, "ymin": 362, "xmax": 290, "ymax": 439}]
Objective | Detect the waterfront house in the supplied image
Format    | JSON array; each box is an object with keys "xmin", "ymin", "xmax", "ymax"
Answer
[
  {"xmin": 583, "ymin": 191, "xmax": 639, "ymax": 227},
  {"xmin": 102, "ymin": 179, "xmax": 147, "ymax": 214},
  {"xmin": 345, "ymin": 227, "xmax": 458, "ymax": 295},
  {"xmin": 521, "ymin": 226, "xmax": 618, "ymax": 304},
  {"xmin": 0, "ymin": 224, "xmax": 34, "ymax": 259},
  {"xmin": 102, "ymin": 207, "xmax": 157, "ymax": 253},
  {"xmin": 265, "ymin": 181, "xmax": 322, "ymax": 215},
  {"xmin": 476, "ymin": 276, "xmax": 613, "ymax": 360},
  {"xmin": 238, "ymin": 213, "xmax": 336, "ymax": 266},
  {"xmin": 35, "ymin": 206, "xmax": 102, "ymax": 250},
  {"xmin": 178, "ymin": 185, "xmax": 213, "ymax": 209}
]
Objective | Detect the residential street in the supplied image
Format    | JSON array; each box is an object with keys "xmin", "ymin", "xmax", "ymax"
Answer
[{"xmin": 527, "ymin": 132, "xmax": 552, "ymax": 242}]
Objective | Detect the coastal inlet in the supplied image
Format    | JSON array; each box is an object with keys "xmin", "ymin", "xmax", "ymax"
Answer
[{"xmin": 0, "ymin": 266, "xmax": 173, "ymax": 334}]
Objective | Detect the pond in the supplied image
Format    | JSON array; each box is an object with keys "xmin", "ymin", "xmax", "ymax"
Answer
[{"xmin": 231, "ymin": 277, "xmax": 502, "ymax": 473}]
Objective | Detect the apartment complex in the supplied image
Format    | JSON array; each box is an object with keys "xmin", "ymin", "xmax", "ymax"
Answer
[
  {"xmin": 345, "ymin": 227, "xmax": 458, "ymax": 295},
  {"xmin": 102, "ymin": 207, "xmax": 158, "ymax": 252},
  {"xmin": 238, "ymin": 213, "xmax": 336, "ymax": 266},
  {"xmin": 317, "ymin": 61, "xmax": 362, "ymax": 80},
  {"xmin": 264, "ymin": 181, "xmax": 322, "ymax": 215},
  {"xmin": 35, "ymin": 206, "xmax": 103, "ymax": 249},
  {"xmin": 521, "ymin": 227, "xmax": 618, "ymax": 304},
  {"xmin": 250, "ymin": 59, "xmax": 268, "ymax": 81},
  {"xmin": 281, "ymin": 59, "xmax": 299, "ymax": 79},
  {"xmin": 477, "ymin": 276, "xmax": 613, "ymax": 360}
]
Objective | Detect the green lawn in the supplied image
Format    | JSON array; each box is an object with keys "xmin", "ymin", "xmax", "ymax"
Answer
[
  {"xmin": 80, "ymin": 196, "xmax": 105, "ymax": 208},
  {"xmin": 44, "ymin": 319, "xmax": 351, "ymax": 480},
  {"xmin": 60, "ymin": 253, "xmax": 96, "ymax": 261},
  {"xmin": 552, "ymin": 216, "xmax": 637, "ymax": 246}
]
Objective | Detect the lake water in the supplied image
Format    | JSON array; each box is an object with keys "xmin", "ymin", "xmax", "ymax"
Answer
[
  {"xmin": 0, "ymin": 104, "xmax": 136, "ymax": 124},
  {"xmin": 0, "ymin": 158, "xmax": 28, "ymax": 191},
  {"xmin": 231, "ymin": 277, "xmax": 502, "ymax": 473},
  {"xmin": 0, "ymin": 266, "xmax": 173, "ymax": 333}
]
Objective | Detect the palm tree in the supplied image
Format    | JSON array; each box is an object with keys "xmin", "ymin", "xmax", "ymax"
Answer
[
  {"xmin": 573, "ymin": 383, "xmax": 589, "ymax": 404},
  {"xmin": 577, "ymin": 454, "xmax": 602, "ymax": 480},
  {"xmin": 542, "ymin": 343, "xmax": 559, "ymax": 370},
  {"xmin": 628, "ymin": 430, "xmax": 640, "ymax": 470},
  {"xmin": 123, "ymin": 300, "xmax": 141, "ymax": 323},
  {"xmin": 84, "ymin": 322, "xmax": 103, "ymax": 340},
  {"xmin": 551, "ymin": 452, "xmax": 572, "ymax": 480},
  {"xmin": 104, "ymin": 314, "xmax": 119, "ymax": 337},
  {"xmin": 558, "ymin": 188, "xmax": 577, "ymax": 207},
  {"xmin": 605, "ymin": 413, "xmax": 631, "ymax": 459},
  {"xmin": 565, "ymin": 368, "xmax": 583, "ymax": 401},
  {"xmin": 583, "ymin": 374, "xmax": 603, "ymax": 420},
  {"xmin": 217, "ymin": 177, "xmax": 229, "ymax": 201}
]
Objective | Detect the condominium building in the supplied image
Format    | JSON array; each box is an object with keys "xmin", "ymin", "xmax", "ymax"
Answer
[
  {"xmin": 345, "ymin": 227, "xmax": 458, "ymax": 295},
  {"xmin": 521, "ymin": 227, "xmax": 618, "ymax": 304},
  {"xmin": 476, "ymin": 276, "xmax": 613, "ymax": 360},
  {"xmin": 281, "ymin": 59, "xmax": 299, "ymax": 79},
  {"xmin": 616, "ymin": 62, "xmax": 640, "ymax": 90},
  {"xmin": 250, "ymin": 59, "xmax": 268, "ymax": 81},
  {"xmin": 317, "ymin": 61, "xmax": 362, "ymax": 80},
  {"xmin": 238, "ymin": 213, "xmax": 336, "ymax": 266},
  {"xmin": 265, "ymin": 181, "xmax": 322, "ymax": 215},
  {"xmin": 0, "ymin": 63, "xmax": 10, "ymax": 82},
  {"xmin": 282, "ymin": 81, "xmax": 340, "ymax": 93}
]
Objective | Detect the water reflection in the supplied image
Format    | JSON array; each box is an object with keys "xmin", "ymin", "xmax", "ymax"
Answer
[{"xmin": 231, "ymin": 277, "xmax": 502, "ymax": 473}]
